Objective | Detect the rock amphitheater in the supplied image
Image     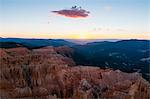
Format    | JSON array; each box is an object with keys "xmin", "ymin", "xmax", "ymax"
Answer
[{"xmin": 0, "ymin": 47, "xmax": 150, "ymax": 99}]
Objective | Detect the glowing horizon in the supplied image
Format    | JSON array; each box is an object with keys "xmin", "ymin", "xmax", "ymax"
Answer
[{"xmin": 1, "ymin": 32, "xmax": 150, "ymax": 40}]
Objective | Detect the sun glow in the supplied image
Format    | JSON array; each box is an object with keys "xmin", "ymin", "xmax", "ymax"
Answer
[{"xmin": 76, "ymin": 33, "xmax": 89, "ymax": 39}]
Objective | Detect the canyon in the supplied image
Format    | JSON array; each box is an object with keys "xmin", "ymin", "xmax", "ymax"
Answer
[{"xmin": 0, "ymin": 46, "xmax": 150, "ymax": 99}]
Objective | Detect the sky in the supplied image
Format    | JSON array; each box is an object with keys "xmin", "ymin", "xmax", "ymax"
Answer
[{"xmin": 0, "ymin": 0, "xmax": 149, "ymax": 39}]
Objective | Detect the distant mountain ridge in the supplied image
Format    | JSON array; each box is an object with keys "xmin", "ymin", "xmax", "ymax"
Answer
[
  {"xmin": 0, "ymin": 38, "xmax": 76, "ymax": 48},
  {"xmin": 66, "ymin": 39, "xmax": 121, "ymax": 44}
]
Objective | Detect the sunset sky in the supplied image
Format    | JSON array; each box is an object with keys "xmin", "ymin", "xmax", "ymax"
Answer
[{"xmin": 0, "ymin": 0, "xmax": 149, "ymax": 39}]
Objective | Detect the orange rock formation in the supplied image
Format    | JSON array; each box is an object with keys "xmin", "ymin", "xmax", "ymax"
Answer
[{"xmin": 0, "ymin": 47, "xmax": 149, "ymax": 99}]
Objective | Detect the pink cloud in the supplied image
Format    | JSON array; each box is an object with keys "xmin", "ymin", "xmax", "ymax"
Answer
[{"xmin": 52, "ymin": 6, "xmax": 90, "ymax": 18}]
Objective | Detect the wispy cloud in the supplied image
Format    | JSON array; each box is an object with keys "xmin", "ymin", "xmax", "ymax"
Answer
[
  {"xmin": 93, "ymin": 27, "xmax": 128, "ymax": 34},
  {"xmin": 52, "ymin": 6, "xmax": 90, "ymax": 18}
]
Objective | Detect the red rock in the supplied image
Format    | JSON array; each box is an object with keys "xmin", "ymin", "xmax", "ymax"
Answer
[{"xmin": 0, "ymin": 47, "xmax": 149, "ymax": 99}]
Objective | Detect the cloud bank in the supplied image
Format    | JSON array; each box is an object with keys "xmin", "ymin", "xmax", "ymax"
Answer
[{"xmin": 52, "ymin": 6, "xmax": 90, "ymax": 18}]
